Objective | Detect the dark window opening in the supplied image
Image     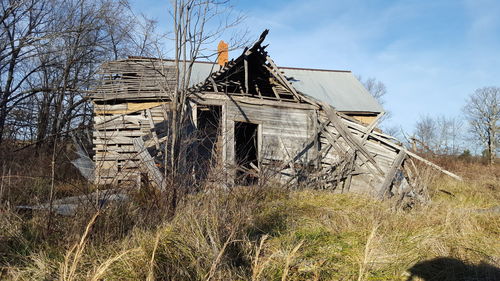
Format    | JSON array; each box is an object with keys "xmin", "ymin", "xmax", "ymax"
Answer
[{"xmin": 235, "ymin": 121, "xmax": 259, "ymax": 185}]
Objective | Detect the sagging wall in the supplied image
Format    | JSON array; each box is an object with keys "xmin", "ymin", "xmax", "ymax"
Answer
[
  {"xmin": 223, "ymin": 101, "xmax": 316, "ymax": 183},
  {"xmin": 219, "ymin": 99, "xmax": 401, "ymax": 196},
  {"xmin": 93, "ymin": 101, "xmax": 169, "ymax": 185},
  {"xmin": 316, "ymin": 111, "xmax": 399, "ymax": 194},
  {"xmin": 92, "ymin": 95, "xmax": 319, "ymax": 187},
  {"xmin": 93, "ymin": 96, "xmax": 400, "ymax": 197}
]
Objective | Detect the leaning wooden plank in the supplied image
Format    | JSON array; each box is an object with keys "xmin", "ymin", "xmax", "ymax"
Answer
[
  {"xmin": 146, "ymin": 108, "xmax": 161, "ymax": 150},
  {"xmin": 340, "ymin": 116, "xmax": 399, "ymax": 143},
  {"xmin": 133, "ymin": 137, "xmax": 165, "ymax": 191},
  {"xmin": 365, "ymin": 132, "xmax": 462, "ymax": 181},
  {"xmin": 95, "ymin": 102, "xmax": 167, "ymax": 115},
  {"xmin": 320, "ymin": 102, "xmax": 384, "ymax": 175},
  {"xmin": 343, "ymin": 154, "xmax": 357, "ymax": 192},
  {"xmin": 378, "ymin": 150, "xmax": 407, "ymax": 199},
  {"xmin": 322, "ymin": 126, "xmax": 382, "ymax": 180},
  {"xmin": 265, "ymin": 55, "xmax": 319, "ymax": 105},
  {"xmin": 407, "ymin": 151, "xmax": 462, "ymax": 180},
  {"xmin": 322, "ymin": 129, "xmax": 348, "ymax": 155},
  {"xmin": 361, "ymin": 112, "xmax": 384, "ymax": 143}
]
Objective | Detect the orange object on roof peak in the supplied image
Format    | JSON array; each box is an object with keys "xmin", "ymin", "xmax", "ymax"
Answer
[{"xmin": 217, "ymin": 40, "xmax": 228, "ymax": 66}]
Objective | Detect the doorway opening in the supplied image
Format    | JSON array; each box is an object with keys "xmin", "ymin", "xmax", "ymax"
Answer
[
  {"xmin": 196, "ymin": 105, "xmax": 222, "ymax": 179},
  {"xmin": 234, "ymin": 121, "xmax": 259, "ymax": 185}
]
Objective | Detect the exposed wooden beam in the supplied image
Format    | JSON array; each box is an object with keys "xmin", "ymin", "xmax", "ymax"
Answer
[
  {"xmin": 145, "ymin": 108, "xmax": 160, "ymax": 151},
  {"xmin": 244, "ymin": 58, "xmax": 249, "ymax": 94},
  {"xmin": 192, "ymin": 92, "xmax": 319, "ymax": 110},
  {"xmin": 265, "ymin": 56, "xmax": 319, "ymax": 106},
  {"xmin": 133, "ymin": 137, "xmax": 165, "ymax": 191},
  {"xmin": 254, "ymin": 83, "xmax": 264, "ymax": 99},
  {"xmin": 271, "ymin": 86, "xmax": 282, "ymax": 101},
  {"xmin": 320, "ymin": 102, "xmax": 384, "ymax": 175},
  {"xmin": 209, "ymin": 77, "xmax": 219, "ymax": 93},
  {"xmin": 378, "ymin": 150, "xmax": 406, "ymax": 199},
  {"xmin": 361, "ymin": 112, "xmax": 384, "ymax": 143}
]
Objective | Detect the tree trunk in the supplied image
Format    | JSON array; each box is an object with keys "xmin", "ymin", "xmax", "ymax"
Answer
[
  {"xmin": 489, "ymin": 123, "xmax": 496, "ymax": 165},
  {"xmin": 0, "ymin": 106, "xmax": 7, "ymax": 145}
]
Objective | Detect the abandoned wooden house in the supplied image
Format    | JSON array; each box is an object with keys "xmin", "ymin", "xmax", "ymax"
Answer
[{"xmin": 90, "ymin": 30, "xmax": 460, "ymax": 199}]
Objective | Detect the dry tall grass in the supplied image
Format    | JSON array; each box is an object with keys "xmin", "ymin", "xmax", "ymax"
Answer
[{"xmin": 1, "ymin": 156, "xmax": 499, "ymax": 280}]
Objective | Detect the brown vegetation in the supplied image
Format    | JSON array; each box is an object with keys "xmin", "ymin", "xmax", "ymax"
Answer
[{"xmin": 0, "ymin": 146, "xmax": 498, "ymax": 280}]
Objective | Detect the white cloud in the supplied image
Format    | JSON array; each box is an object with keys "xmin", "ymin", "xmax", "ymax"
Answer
[
  {"xmin": 242, "ymin": 0, "xmax": 500, "ymax": 132},
  {"xmin": 131, "ymin": 0, "xmax": 500, "ymax": 133}
]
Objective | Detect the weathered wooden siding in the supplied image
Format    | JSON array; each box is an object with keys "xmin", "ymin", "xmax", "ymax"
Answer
[
  {"xmin": 92, "ymin": 96, "xmax": 407, "ymax": 198},
  {"xmin": 92, "ymin": 59, "xmax": 177, "ymax": 101},
  {"xmin": 349, "ymin": 115, "xmax": 378, "ymax": 125},
  {"xmin": 224, "ymin": 101, "xmax": 316, "ymax": 181},
  {"xmin": 93, "ymin": 102, "xmax": 168, "ymax": 185},
  {"xmin": 316, "ymin": 111, "xmax": 400, "ymax": 195}
]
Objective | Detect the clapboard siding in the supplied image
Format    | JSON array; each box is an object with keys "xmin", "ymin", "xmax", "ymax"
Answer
[{"xmin": 225, "ymin": 101, "xmax": 316, "ymax": 165}]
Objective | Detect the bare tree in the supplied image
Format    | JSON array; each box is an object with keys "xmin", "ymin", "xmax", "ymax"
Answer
[
  {"xmin": 412, "ymin": 115, "xmax": 464, "ymax": 155},
  {"xmin": 463, "ymin": 86, "xmax": 499, "ymax": 164},
  {"xmin": 413, "ymin": 115, "xmax": 437, "ymax": 153},
  {"xmin": 0, "ymin": 0, "xmax": 56, "ymax": 143},
  {"xmin": 153, "ymin": 0, "xmax": 248, "ymax": 212},
  {"xmin": 0, "ymin": 0, "xmax": 160, "ymax": 145},
  {"xmin": 32, "ymin": 0, "xmax": 145, "ymax": 141},
  {"xmin": 357, "ymin": 76, "xmax": 394, "ymax": 133},
  {"xmin": 166, "ymin": 0, "xmax": 246, "ymax": 171},
  {"xmin": 360, "ymin": 77, "xmax": 387, "ymax": 104}
]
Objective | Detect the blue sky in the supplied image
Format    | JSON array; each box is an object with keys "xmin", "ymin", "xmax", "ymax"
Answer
[{"xmin": 130, "ymin": 0, "xmax": 500, "ymax": 133}]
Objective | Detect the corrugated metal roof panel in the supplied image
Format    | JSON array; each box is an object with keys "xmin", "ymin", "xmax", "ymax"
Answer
[
  {"xmin": 158, "ymin": 60, "xmax": 219, "ymax": 87},
  {"xmin": 280, "ymin": 67, "xmax": 384, "ymax": 113}
]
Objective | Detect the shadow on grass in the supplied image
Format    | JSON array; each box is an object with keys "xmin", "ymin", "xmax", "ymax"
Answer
[{"xmin": 407, "ymin": 257, "xmax": 500, "ymax": 281}]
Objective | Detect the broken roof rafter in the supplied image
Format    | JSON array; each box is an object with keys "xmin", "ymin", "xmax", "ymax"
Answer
[{"xmin": 190, "ymin": 29, "xmax": 304, "ymax": 103}]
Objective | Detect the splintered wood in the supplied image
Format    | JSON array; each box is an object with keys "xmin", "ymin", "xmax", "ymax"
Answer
[{"xmin": 91, "ymin": 30, "xmax": 461, "ymax": 201}]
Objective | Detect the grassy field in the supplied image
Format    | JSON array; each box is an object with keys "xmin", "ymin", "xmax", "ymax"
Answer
[{"xmin": 0, "ymin": 156, "xmax": 499, "ymax": 280}]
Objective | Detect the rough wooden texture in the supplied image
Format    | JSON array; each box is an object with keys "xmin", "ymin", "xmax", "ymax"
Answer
[
  {"xmin": 133, "ymin": 137, "xmax": 165, "ymax": 190},
  {"xmin": 378, "ymin": 150, "xmax": 407, "ymax": 199},
  {"xmin": 225, "ymin": 101, "xmax": 314, "ymax": 164},
  {"xmin": 350, "ymin": 115, "xmax": 378, "ymax": 125},
  {"xmin": 90, "ymin": 30, "xmax": 460, "ymax": 200}
]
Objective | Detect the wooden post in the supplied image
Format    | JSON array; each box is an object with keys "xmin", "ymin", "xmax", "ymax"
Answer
[
  {"xmin": 133, "ymin": 137, "xmax": 165, "ymax": 191},
  {"xmin": 244, "ymin": 58, "xmax": 249, "ymax": 94},
  {"xmin": 320, "ymin": 102, "xmax": 384, "ymax": 175},
  {"xmin": 145, "ymin": 108, "xmax": 160, "ymax": 150},
  {"xmin": 378, "ymin": 150, "xmax": 406, "ymax": 199}
]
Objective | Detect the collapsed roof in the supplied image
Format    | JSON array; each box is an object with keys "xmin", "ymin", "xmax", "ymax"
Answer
[
  {"xmin": 93, "ymin": 31, "xmax": 382, "ymax": 115},
  {"xmin": 89, "ymin": 30, "xmax": 461, "ymax": 203}
]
